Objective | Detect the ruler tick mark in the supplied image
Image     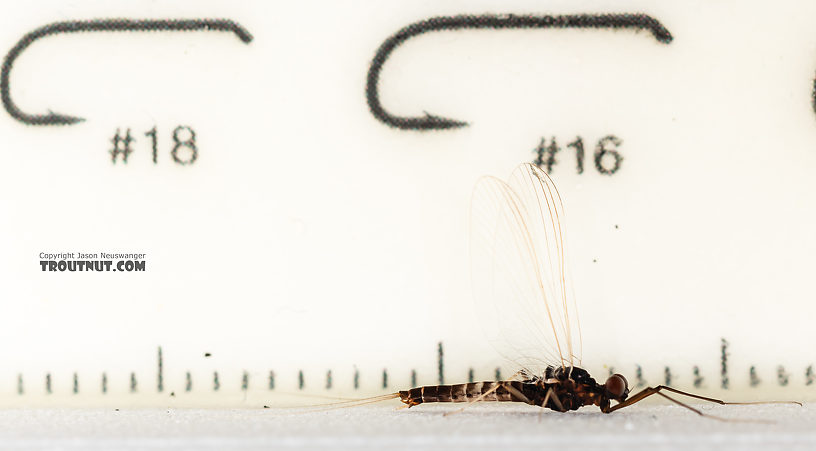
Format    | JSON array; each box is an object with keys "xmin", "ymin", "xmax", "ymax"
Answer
[
  {"xmin": 437, "ymin": 342, "xmax": 444, "ymax": 385},
  {"xmin": 749, "ymin": 366, "xmax": 760, "ymax": 387},
  {"xmin": 635, "ymin": 365, "xmax": 646, "ymax": 388},
  {"xmin": 721, "ymin": 338, "xmax": 730, "ymax": 389},
  {"xmin": 777, "ymin": 366, "xmax": 790, "ymax": 387},
  {"xmin": 693, "ymin": 366, "xmax": 704, "ymax": 388},
  {"xmin": 157, "ymin": 347, "xmax": 164, "ymax": 393}
]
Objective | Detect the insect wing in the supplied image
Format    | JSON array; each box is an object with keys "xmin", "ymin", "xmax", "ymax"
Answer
[{"xmin": 470, "ymin": 163, "xmax": 581, "ymax": 376}]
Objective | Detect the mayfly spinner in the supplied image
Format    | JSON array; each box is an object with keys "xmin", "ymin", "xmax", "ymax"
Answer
[{"xmin": 360, "ymin": 163, "xmax": 797, "ymax": 421}]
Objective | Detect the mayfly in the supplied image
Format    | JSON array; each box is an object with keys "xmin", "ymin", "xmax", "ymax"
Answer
[{"xmin": 304, "ymin": 163, "xmax": 799, "ymax": 420}]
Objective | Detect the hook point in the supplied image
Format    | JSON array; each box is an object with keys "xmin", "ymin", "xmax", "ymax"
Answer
[
  {"xmin": 46, "ymin": 112, "xmax": 85, "ymax": 126},
  {"xmin": 423, "ymin": 113, "xmax": 468, "ymax": 130}
]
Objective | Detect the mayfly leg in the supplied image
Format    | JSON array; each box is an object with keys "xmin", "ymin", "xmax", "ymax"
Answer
[
  {"xmin": 442, "ymin": 382, "xmax": 504, "ymax": 417},
  {"xmin": 605, "ymin": 385, "xmax": 801, "ymax": 422},
  {"xmin": 441, "ymin": 370, "xmax": 530, "ymax": 417},
  {"xmin": 541, "ymin": 387, "xmax": 564, "ymax": 412}
]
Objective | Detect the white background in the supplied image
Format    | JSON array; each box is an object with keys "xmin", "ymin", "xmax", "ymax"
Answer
[{"xmin": 0, "ymin": 0, "xmax": 815, "ymax": 405}]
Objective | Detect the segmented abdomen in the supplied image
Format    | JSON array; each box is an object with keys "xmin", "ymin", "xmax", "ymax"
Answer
[{"xmin": 398, "ymin": 381, "xmax": 535, "ymax": 407}]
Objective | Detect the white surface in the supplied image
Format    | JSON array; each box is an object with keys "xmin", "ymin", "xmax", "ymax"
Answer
[{"xmin": 0, "ymin": 403, "xmax": 812, "ymax": 450}]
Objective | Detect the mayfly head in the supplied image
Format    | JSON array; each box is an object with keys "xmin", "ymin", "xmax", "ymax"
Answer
[{"xmin": 603, "ymin": 373, "xmax": 630, "ymax": 402}]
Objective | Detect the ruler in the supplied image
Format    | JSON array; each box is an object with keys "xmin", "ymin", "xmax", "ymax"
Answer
[{"xmin": 1, "ymin": 0, "xmax": 815, "ymax": 407}]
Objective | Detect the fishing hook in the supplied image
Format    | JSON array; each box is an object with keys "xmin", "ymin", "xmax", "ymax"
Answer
[
  {"xmin": 1, "ymin": 18, "xmax": 253, "ymax": 126},
  {"xmin": 366, "ymin": 13, "xmax": 673, "ymax": 131}
]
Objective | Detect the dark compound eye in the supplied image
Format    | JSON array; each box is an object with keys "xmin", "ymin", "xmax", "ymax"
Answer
[{"xmin": 605, "ymin": 374, "xmax": 629, "ymax": 400}]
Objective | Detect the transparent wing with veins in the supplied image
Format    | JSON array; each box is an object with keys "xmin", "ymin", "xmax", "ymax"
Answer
[{"xmin": 470, "ymin": 163, "xmax": 581, "ymax": 378}]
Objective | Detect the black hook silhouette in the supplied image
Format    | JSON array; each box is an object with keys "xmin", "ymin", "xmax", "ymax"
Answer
[
  {"xmin": 1, "ymin": 18, "xmax": 253, "ymax": 126},
  {"xmin": 812, "ymin": 75, "xmax": 816, "ymax": 119},
  {"xmin": 366, "ymin": 13, "xmax": 673, "ymax": 131}
]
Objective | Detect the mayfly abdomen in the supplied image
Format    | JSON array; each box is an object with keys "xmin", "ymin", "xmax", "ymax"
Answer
[{"xmin": 398, "ymin": 381, "xmax": 536, "ymax": 407}]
